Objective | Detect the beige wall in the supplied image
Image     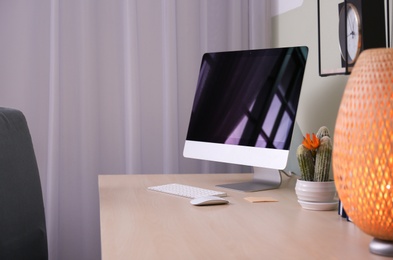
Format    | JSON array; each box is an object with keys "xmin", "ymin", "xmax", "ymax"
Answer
[{"xmin": 271, "ymin": 0, "xmax": 348, "ymax": 175}]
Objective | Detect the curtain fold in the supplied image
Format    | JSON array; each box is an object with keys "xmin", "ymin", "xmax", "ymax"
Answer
[{"xmin": 0, "ymin": 1, "xmax": 271, "ymax": 259}]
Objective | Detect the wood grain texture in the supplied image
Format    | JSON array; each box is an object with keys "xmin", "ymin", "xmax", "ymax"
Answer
[{"xmin": 99, "ymin": 173, "xmax": 383, "ymax": 260}]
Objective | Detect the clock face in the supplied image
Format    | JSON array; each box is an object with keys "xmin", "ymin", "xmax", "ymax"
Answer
[{"xmin": 339, "ymin": 3, "xmax": 362, "ymax": 64}]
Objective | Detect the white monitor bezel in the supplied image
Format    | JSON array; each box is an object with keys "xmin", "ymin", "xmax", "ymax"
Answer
[{"xmin": 183, "ymin": 140, "xmax": 289, "ymax": 170}]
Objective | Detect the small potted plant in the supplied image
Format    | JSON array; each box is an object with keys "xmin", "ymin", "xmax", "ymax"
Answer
[{"xmin": 295, "ymin": 126, "xmax": 337, "ymax": 210}]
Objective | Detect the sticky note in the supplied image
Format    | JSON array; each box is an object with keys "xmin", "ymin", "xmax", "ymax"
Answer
[{"xmin": 244, "ymin": 197, "xmax": 278, "ymax": 203}]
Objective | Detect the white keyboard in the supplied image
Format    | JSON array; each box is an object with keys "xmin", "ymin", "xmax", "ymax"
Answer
[{"xmin": 148, "ymin": 183, "xmax": 227, "ymax": 199}]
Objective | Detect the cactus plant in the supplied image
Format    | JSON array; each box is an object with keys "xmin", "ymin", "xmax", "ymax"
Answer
[
  {"xmin": 296, "ymin": 145, "xmax": 315, "ymax": 181},
  {"xmin": 316, "ymin": 126, "xmax": 330, "ymax": 139},
  {"xmin": 296, "ymin": 126, "xmax": 332, "ymax": 182}
]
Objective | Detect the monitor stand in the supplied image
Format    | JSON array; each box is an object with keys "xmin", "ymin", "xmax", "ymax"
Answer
[{"xmin": 216, "ymin": 167, "xmax": 282, "ymax": 192}]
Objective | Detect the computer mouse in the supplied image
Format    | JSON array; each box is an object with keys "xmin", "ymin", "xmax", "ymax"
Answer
[{"xmin": 190, "ymin": 196, "xmax": 229, "ymax": 206}]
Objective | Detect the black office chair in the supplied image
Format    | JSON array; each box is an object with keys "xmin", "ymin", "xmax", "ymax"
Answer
[{"xmin": 0, "ymin": 107, "xmax": 48, "ymax": 260}]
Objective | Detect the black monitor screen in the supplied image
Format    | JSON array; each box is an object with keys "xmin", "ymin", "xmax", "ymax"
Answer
[{"xmin": 186, "ymin": 47, "xmax": 308, "ymax": 150}]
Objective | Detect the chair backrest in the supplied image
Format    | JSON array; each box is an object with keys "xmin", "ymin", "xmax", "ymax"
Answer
[{"xmin": 0, "ymin": 107, "xmax": 48, "ymax": 260}]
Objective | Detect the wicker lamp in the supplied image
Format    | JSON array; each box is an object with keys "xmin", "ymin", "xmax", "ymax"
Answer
[{"xmin": 333, "ymin": 48, "xmax": 393, "ymax": 256}]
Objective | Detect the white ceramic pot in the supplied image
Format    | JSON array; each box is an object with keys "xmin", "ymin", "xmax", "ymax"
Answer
[{"xmin": 295, "ymin": 179, "xmax": 336, "ymax": 203}]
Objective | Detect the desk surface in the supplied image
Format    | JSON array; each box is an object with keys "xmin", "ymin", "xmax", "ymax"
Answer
[{"xmin": 98, "ymin": 173, "xmax": 383, "ymax": 260}]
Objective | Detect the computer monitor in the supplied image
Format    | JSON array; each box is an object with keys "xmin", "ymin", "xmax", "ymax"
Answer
[{"xmin": 183, "ymin": 46, "xmax": 309, "ymax": 192}]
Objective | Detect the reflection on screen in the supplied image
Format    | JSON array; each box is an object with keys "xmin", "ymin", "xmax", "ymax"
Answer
[{"xmin": 186, "ymin": 47, "xmax": 308, "ymax": 150}]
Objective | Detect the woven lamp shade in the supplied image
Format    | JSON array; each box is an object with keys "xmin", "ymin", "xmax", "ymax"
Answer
[{"xmin": 333, "ymin": 48, "xmax": 393, "ymax": 242}]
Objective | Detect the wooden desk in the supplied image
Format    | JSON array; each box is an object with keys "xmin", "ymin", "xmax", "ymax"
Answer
[{"xmin": 98, "ymin": 174, "xmax": 383, "ymax": 260}]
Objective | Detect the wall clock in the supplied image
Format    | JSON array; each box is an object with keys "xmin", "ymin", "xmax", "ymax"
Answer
[
  {"xmin": 338, "ymin": 3, "xmax": 361, "ymax": 65},
  {"xmin": 338, "ymin": 0, "xmax": 387, "ymax": 69},
  {"xmin": 317, "ymin": 0, "xmax": 389, "ymax": 76}
]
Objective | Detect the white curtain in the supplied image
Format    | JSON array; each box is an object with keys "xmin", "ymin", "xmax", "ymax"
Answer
[{"xmin": 0, "ymin": 0, "xmax": 271, "ymax": 259}]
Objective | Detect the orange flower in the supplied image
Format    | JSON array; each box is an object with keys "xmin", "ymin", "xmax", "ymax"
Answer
[{"xmin": 302, "ymin": 133, "xmax": 320, "ymax": 150}]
